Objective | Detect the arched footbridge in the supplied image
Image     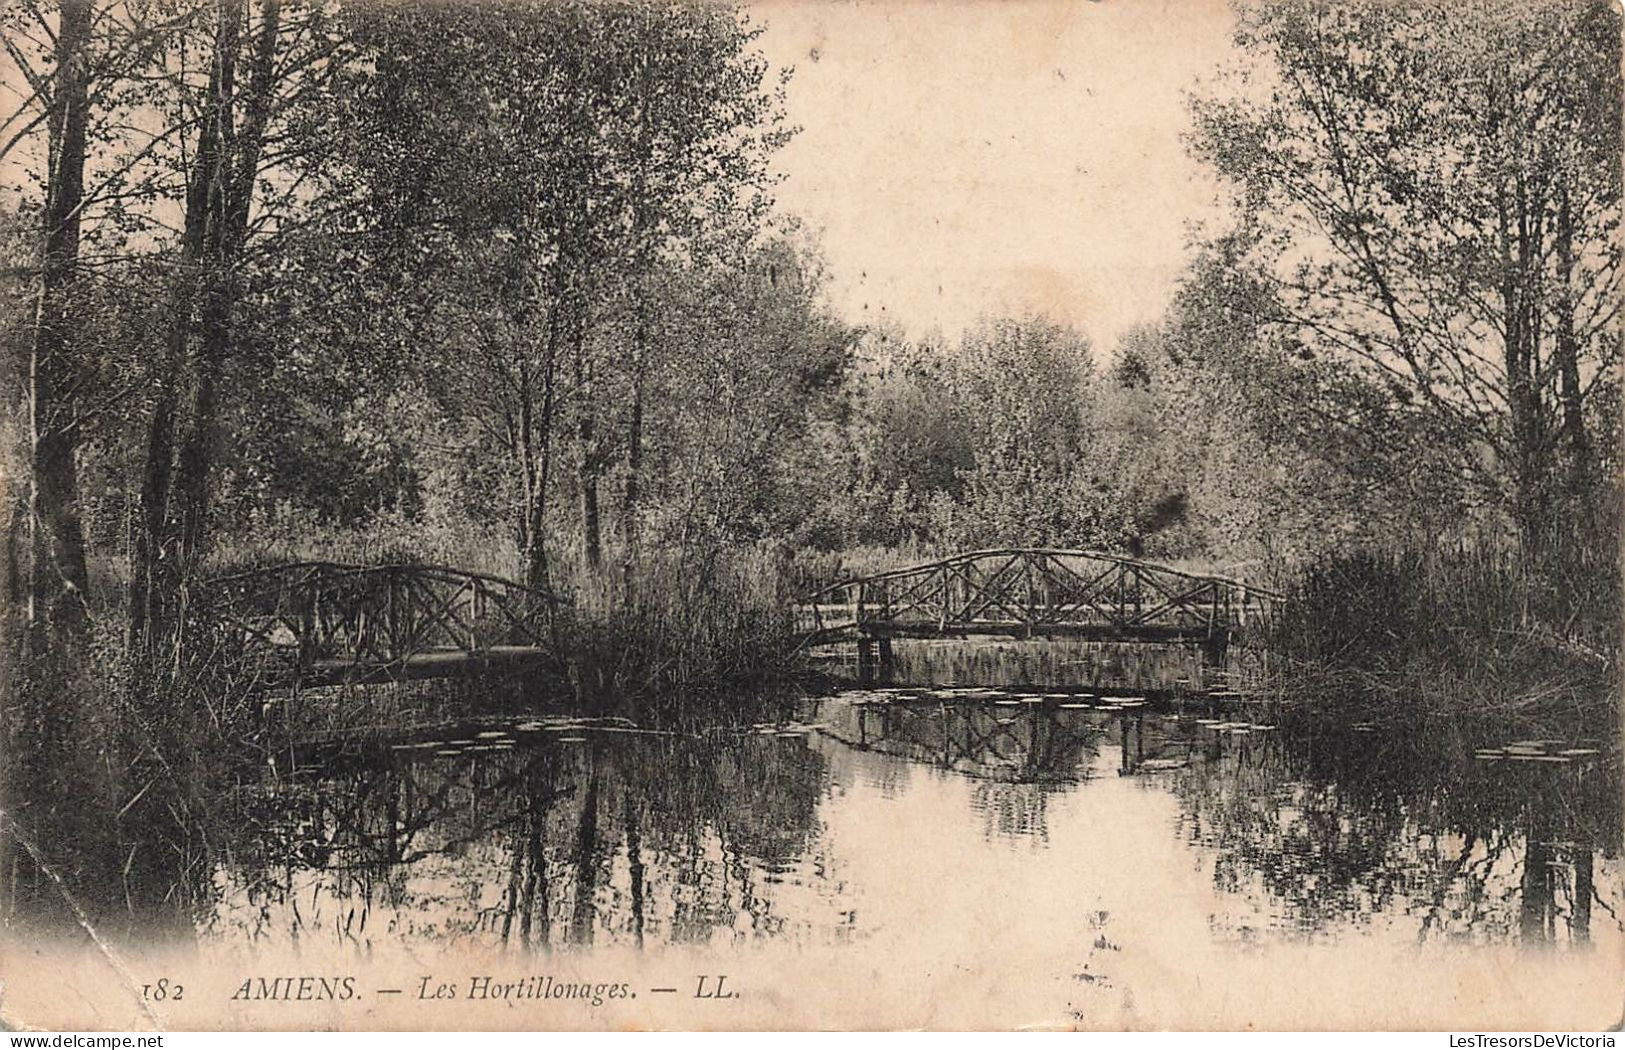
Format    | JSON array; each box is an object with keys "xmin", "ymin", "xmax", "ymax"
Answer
[
  {"xmin": 194, "ymin": 562, "xmax": 559, "ymax": 687},
  {"xmin": 794, "ymin": 548, "xmax": 1283, "ymax": 650}
]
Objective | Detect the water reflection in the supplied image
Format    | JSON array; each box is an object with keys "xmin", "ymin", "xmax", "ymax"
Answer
[
  {"xmin": 209, "ymin": 724, "xmax": 835, "ymax": 951},
  {"xmin": 821, "ymin": 695, "xmax": 1107, "ymax": 783},
  {"xmin": 5, "ymin": 687, "xmax": 1618, "ymax": 972},
  {"xmin": 1161, "ymin": 713, "xmax": 1618, "ymax": 948}
]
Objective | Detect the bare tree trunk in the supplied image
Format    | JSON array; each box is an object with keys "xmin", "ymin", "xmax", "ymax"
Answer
[
  {"xmin": 623, "ymin": 322, "xmax": 646, "ymax": 577},
  {"xmin": 1554, "ymin": 182, "xmax": 1589, "ymax": 496},
  {"xmin": 3, "ymin": 492, "xmax": 23, "ymax": 656},
  {"xmin": 516, "ymin": 362, "xmax": 535, "ymax": 560},
  {"xmin": 523, "ymin": 294, "xmax": 563, "ymax": 594},
  {"xmin": 573, "ymin": 294, "xmax": 601, "ymax": 571},
  {"xmin": 132, "ymin": 0, "xmax": 237, "ymax": 654},
  {"xmin": 177, "ymin": 0, "xmax": 280, "ymax": 568},
  {"xmin": 28, "ymin": 0, "xmax": 95, "ymax": 665},
  {"xmin": 7, "ymin": 0, "xmax": 100, "ymax": 936},
  {"xmin": 620, "ymin": 41, "xmax": 654, "ymax": 588},
  {"xmin": 131, "ymin": 0, "xmax": 279, "ymax": 661},
  {"xmin": 1496, "ymin": 183, "xmax": 1550, "ymax": 553}
]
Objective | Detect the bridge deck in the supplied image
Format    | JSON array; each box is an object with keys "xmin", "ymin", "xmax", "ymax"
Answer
[{"xmin": 798, "ymin": 618, "xmax": 1216, "ymax": 645}]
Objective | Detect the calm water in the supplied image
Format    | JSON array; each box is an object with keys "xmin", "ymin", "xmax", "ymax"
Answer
[{"xmin": 205, "ymin": 685, "xmax": 1622, "ymax": 965}]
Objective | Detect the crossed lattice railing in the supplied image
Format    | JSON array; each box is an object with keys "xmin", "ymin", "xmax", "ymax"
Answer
[
  {"xmin": 194, "ymin": 562, "xmax": 559, "ymax": 682},
  {"xmin": 794, "ymin": 549, "xmax": 1282, "ymax": 645}
]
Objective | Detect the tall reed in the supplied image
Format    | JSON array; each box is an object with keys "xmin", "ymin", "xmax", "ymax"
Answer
[
  {"xmin": 552, "ymin": 544, "xmax": 800, "ymax": 717},
  {"xmin": 1263, "ymin": 535, "xmax": 1619, "ymax": 726}
]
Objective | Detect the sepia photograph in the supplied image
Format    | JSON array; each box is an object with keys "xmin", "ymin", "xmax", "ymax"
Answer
[{"xmin": 0, "ymin": 0, "xmax": 1620, "ymax": 1032}]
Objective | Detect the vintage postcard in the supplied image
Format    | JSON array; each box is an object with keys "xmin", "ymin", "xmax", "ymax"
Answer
[{"xmin": 0, "ymin": 0, "xmax": 1620, "ymax": 1032}]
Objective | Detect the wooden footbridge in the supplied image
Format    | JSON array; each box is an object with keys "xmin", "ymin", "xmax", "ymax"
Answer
[
  {"xmin": 794, "ymin": 548, "xmax": 1281, "ymax": 655},
  {"xmin": 194, "ymin": 562, "xmax": 559, "ymax": 688}
]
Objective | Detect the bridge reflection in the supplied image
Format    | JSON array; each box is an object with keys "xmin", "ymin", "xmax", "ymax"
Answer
[
  {"xmin": 811, "ymin": 694, "xmax": 1270, "ymax": 783},
  {"xmin": 809, "ymin": 694, "xmax": 1615, "ymax": 947},
  {"xmin": 5, "ymin": 694, "xmax": 1610, "ymax": 958},
  {"xmin": 817, "ymin": 697, "xmax": 1110, "ymax": 783}
]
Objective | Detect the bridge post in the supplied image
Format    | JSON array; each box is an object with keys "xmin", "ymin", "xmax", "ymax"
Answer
[
  {"xmin": 1201, "ymin": 627, "xmax": 1230, "ymax": 688},
  {"xmin": 854, "ymin": 630, "xmax": 892, "ymax": 684},
  {"xmin": 1023, "ymin": 555, "xmax": 1035, "ymax": 638},
  {"xmin": 298, "ymin": 578, "xmax": 317, "ymax": 680},
  {"xmin": 856, "ymin": 635, "xmax": 875, "ymax": 683}
]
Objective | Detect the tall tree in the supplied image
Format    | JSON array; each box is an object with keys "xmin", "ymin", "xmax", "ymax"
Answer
[
  {"xmin": 23, "ymin": 0, "xmax": 94, "ymax": 665},
  {"xmin": 320, "ymin": 0, "xmax": 791, "ymax": 591},
  {"xmin": 130, "ymin": 0, "xmax": 333, "ymax": 655},
  {"xmin": 1189, "ymin": 0, "xmax": 1623, "ymax": 548},
  {"xmin": 948, "ymin": 316, "xmax": 1117, "ymax": 548}
]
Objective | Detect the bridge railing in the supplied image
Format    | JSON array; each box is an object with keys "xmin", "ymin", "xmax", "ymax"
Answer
[
  {"xmin": 795, "ymin": 549, "xmax": 1282, "ymax": 644},
  {"xmin": 194, "ymin": 561, "xmax": 560, "ymax": 680}
]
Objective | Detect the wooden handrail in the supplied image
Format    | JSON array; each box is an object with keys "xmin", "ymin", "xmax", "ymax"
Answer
[
  {"xmin": 802, "ymin": 548, "xmax": 1285, "ymax": 604},
  {"xmin": 199, "ymin": 560, "xmax": 564, "ymax": 603}
]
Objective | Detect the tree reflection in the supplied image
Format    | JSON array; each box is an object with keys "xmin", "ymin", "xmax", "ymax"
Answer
[
  {"xmin": 204, "ymin": 721, "xmax": 832, "ymax": 952},
  {"xmin": 1166, "ymin": 716, "xmax": 1620, "ymax": 947}
]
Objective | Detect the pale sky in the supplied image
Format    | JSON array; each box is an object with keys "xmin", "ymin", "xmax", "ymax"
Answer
[{"xmin": 753, "ymin": 0, "xmax": 1241, "ymax": 352}]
